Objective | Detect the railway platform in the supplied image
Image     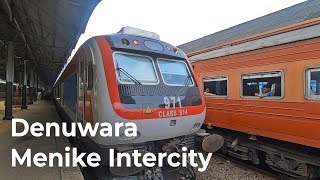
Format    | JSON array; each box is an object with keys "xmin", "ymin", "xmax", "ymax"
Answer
[{"xmin": 0, "ymin": 100, "xmax": 84, "ymax": 180}]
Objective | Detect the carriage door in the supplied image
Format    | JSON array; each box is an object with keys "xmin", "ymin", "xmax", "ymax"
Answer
[{"xmin": 78, "ymin": 52, "xmax": 86, "ymax": 124}]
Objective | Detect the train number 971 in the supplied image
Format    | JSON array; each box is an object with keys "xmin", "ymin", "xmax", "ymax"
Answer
[
  {"xmin": 159, "ymin": 97, "xmax": 187, "ymax": 118},
  {"xmin": 164, "ymin": 97, "xmax": 182, "ymax": 109}
]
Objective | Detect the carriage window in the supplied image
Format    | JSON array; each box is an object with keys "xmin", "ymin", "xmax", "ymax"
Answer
[
  {"xmin": 114, "ymin": 53, "xmax": 158, "ymax": 84},
  {"xmin": 13, "ymin": 85, "xmax": 16, "ymax": 91},
  {"xmin": 242, "ymin": 71, "xmax": 283, "ymax": 98},
  {"xmin": 87, "ymin": 64, "xmax": 93, "ymax": 90},
  {"xmin": 158, "ymin": 59, "xmax": 194, "ymax": 86},
  {"xmin": 306, "ymin": 68, "xmax": 320, "ymax": 100},
  {"xmin": 0, "ymin": 82, "xmax": 5, "ymax": 92},
  {"xmin": 203, "ymin": 76, "xmax": 227, "ymax": 97}
]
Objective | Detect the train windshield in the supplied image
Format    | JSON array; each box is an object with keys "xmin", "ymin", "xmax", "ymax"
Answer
[
  {"xmin": 158, "ymin": 59, "xmax": 194, "ymax": 86},
  {"xmin": 114, "ymin": 53, "xmax": 158, "ymax": 84}
]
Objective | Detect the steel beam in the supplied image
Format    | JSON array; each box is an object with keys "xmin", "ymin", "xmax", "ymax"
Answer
[
  {"xmin": 0, "ymin": 39, "xmax": 65, "ymax": 49},
  {"xmin": 2, "ymin": 0, "xmax": 12, "ymax": 21}
]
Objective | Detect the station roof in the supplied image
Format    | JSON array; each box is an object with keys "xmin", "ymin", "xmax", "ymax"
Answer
[
  {"xmin": 0, "ymin": 0, "xmax": 101, "ymax": 86},
  {"xmin": 178, "ymin": 0, "xmax": 320, "ymax": 55}
]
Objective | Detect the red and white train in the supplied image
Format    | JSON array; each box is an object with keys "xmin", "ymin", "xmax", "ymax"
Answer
[{"xmin": 54, "ymin": 27, "xmax": 207, "ymax": 179}]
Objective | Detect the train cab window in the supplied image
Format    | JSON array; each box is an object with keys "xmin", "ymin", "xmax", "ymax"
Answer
[
  {"xmin": 306, "ymin": 68, "xmax": 320, "ymax": 100},
  {"xmin": 157, "ymin": 59, "xmax": 194, "ymax": 86},
  {"xmin": 114, "ymin": 53, "xmax": 158, "ymax": 84},
  {"xmin": 203, "ymin": 76, "xmax": 228, "ymax": 97},
  {"xmin": 241, "ymin": 71, "xmax": 283, "ymax": 98}
]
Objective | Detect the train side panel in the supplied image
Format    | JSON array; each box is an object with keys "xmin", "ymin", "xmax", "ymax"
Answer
[{"xmin": 193, "ymin": 37, "xmax": 320, "ymax": 148}]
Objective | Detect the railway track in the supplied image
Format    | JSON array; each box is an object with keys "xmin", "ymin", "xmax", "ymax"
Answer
[
  {"xmin": 213, "ymin": 152, "xmax": 279, "ymax": 179},
  {"xmin": 196, "ymin": 147, "xmax": 318, "ymax": 180},
  {"xmin": 191, "ymin": 143, "xmax": 279, "ymax": 180}
]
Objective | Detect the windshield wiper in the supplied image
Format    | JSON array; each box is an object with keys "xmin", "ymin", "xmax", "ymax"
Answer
[{"xmin": 116, "ymin": 67, "xmax": 142, "ymax": 85}]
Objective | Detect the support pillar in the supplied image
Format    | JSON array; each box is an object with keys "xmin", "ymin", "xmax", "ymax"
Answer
[
  {"xmin": 21, "ymin": 60, "xmax": 28, "ymax": 109},
  {"xmin": 34, "ymin": 73, "xmax": 37, "ymax": 101},
  {"xmin": 29, "ymin": 70, "xmax": 33, "ymax": 104},
  {"xmin": 19, "ymin": 71, "xmax": 22, "ymax": 104},
  {"xmin": 3, "ymin": 42, "xmax": 14, "ymax": 120},
  {"xmin": 36, "ymin": 73, "xmax": 39, "ymax": 101}
]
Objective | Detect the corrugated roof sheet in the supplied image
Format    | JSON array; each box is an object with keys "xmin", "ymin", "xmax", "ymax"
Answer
[
  {"xmin": 0, "ymin": 0, "xmax": 101, "ymax": 85},
  {"xmin": 178, "ymin": 0, "xmax": 320, "ymax": 54}
]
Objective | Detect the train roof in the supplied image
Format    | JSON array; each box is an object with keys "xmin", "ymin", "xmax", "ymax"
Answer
[{"xmin": 178, "ymin": 0, "xmax": 320, "ymax": 54}]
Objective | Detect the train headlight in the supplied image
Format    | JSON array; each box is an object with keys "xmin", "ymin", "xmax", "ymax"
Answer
[
  {"xmin": 119, "ymin": 131, "xmax": 141, "ymax": 141},
  {"xmin": 191, "ymin": 123, "xmax": 201, "ymax": 132},
  {"xmin": 121, "ymin": 38, "xmax": 130, "ymax": 45},
  {"xmin": 170, "ymin": 120, "xmax": 176, "ymax": 126},
  {"xmin": 173, "ymin": 48, "xmax": 179, "ymax": 54}
]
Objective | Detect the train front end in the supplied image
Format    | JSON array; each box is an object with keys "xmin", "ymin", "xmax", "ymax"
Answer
[
  {"xmin": 78, "ymin": 27, "xmax": 209, "ymax": 179},
  {"xmin": 92, "ymin": 27, "xmax": 206, "ymax": 146}
]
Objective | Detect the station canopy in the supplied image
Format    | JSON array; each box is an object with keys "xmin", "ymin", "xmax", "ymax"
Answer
[{"xmin": 0, "ymin": 0, "xmax": 101, "ymax": 86}]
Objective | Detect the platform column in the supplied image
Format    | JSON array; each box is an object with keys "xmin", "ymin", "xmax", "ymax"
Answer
[
  {"xmin": 3, "ymin": 42, "xmax": 14, "ymax": 120},
  {"xmin": 21, "ymin": 60, "xmax": 28, "ymax": 109},
  {"xmin": 36, "ymin": 73, "xmax": 39, "ymax": 100},
  {"xmin": 29, "ymin": 69, "xmax": 33, "ymax": 104},
  {"xmin": 33, "ymin": 72, "xmax": 37, "ymax": 101},
  {"xmin": 19, "ymin": 71, "xmax": 22, "ymax": 103}
]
